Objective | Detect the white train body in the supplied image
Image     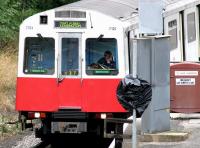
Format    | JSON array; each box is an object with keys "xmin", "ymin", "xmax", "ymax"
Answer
[{"xmin": 164, "ymin": 0, "xmax": 200, "ymax": 62}]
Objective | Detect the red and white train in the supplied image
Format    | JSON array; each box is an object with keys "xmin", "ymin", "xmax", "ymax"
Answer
[{"xmin": 16, "ymin": 0, "xmax": 200, "ymax": 145}]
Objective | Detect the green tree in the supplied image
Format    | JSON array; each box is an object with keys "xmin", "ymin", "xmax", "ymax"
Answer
[
  {"xmin": 35, "ymin": 0, "xmax": 78, "ymax": 10},
  {"xmin": 0, "ymin": 0, "xmax": 79, "ymax": 49},
  {"xmin": 0, "ymin": 0, "xmax": 20, "ymax": 48}
]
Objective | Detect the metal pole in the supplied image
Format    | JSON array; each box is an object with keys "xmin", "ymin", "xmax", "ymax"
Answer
[{"xmin": 132, "ymin": 109, "xmax": 137, "ymax": 148}]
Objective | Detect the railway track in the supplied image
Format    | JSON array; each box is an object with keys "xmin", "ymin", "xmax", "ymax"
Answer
[
  {"xmin": 31, "ymin": 134, "xmax": 113, "ymax": 148},
  {"xmin": 32, "ymin": 141, "xmax": 51, "ymax": 148}
]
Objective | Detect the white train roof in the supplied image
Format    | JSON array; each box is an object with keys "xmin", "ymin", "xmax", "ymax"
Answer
[
  {"xmin": 164, "ymin": 0, "xmax": 200, "ymax": 16},
  {"xmin": 55, "ymin": 0, "xmax": 200, "ymax": 20},
  {"xmin": 55, "ymin": 0, "xmax": 138, "ymax": 20}
]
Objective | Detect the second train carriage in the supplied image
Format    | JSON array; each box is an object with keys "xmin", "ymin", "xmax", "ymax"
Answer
[
  {"xmin": 16, "ymin": 0, "xmax": 200, "ymax": 144},
  {"xmin": 164, "ymin": 0, "xmax": 200, "ymax": 62}
]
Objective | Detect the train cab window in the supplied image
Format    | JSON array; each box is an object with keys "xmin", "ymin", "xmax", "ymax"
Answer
[
  {"xmin": 23, "ymin": 37, "xmax": 55, "ymax": 75},
  {"xmin": 86, "ymin": 38, "xmax": 119, "ymax": 75},
  {"xmin": 168, "ymin": 20, "xmax": 178, "ymax": 50},
  {"xmin": 61, "ymin": 38, "xmax": 79, "ymax": 76},
  {"xmin": 187, "ymin": 12, "xmax": 196, "ymax": 43}
]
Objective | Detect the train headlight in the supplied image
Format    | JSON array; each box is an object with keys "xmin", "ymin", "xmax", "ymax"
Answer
[
  {"xmin": 34, "ymin": 112, "xmax": 40, "ymax": 118},
  {"xmin": 28, "ymin": 112, "xmax": 46, "ymax": 119},
  {"xmin": 101, "ymin": 113, "xmax": 107, "ymax": 119}
]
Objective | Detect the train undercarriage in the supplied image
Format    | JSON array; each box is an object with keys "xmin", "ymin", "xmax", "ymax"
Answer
[{"xmin": 19, "ymin": 109, "xmax": 131, "ymax": 148}]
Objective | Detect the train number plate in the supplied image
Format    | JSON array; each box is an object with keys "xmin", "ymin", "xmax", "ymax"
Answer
[
  {"xmin": 176, "ymin": 78, "xmax": 195, "ymax": 86},
  {"xmin": 51, "ymin": 122, "xmax": 87, "ymax": 133}
]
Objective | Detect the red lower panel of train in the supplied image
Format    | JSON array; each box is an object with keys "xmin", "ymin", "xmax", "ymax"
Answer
[{"xmin": 16, "ymin": 77, "xmax": 126, "ymax": 112}]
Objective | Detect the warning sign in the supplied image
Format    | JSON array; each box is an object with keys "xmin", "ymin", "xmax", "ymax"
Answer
[{"xmin": 176, "ymin": 78, "xmax": 195, "ymax": 86}]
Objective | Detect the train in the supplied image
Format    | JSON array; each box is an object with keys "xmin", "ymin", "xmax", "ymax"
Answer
[{"xmin": 16, "ymin": 0, "xmax": 200, "ymax": 147}]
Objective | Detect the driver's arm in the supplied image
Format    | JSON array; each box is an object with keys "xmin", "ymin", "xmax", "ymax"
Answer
[{"xmin": 97, "ymin": 57, "xmax": 105, "ymax": 64}]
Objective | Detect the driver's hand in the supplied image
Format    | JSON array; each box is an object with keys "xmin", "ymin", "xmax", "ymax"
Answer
[{"xmin": 90, "ymin": 63, "xmax": 100, "ymax": 69}]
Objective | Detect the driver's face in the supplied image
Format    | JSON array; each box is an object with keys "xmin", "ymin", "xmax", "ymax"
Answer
[{"xmin": 105, "ymin": 54, "xmax": 112, "ymax": 62}]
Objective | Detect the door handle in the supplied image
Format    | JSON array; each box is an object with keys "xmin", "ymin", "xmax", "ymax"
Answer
[
  {"xmin": 59, "ymin": 75, "xmax": 64, "ymax": 83},
  {"xmin": 56, "ymin": 54, "xmax": 63, "ymax": 85},
  {"xmin": 80, "ymin": 57, "xmax": 83, "ymax": 86}
]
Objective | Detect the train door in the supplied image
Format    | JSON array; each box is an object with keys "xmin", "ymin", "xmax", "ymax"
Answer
[
  {"xmin": 184, "ymin": 7, "xmax": 199, "ymax": 61},
  {"xmin": 58, "ymin": 33, "xmax": 82, "ymax": 109},
  {"xmin": 165, "ymin": 13, "xmax": 183, "ymax": 62}
]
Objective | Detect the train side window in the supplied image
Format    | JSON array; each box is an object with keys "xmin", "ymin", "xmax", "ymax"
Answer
[
  {"xmin": 23, "ymin": 37, "xmax": 55, "ymax": 75},
  {"xmin": 187, "ymin": 12, "xmax": 196, "ymax": 43},
  {"xmin": 86, "ymin": 38, "xmax": 119, "ymax": 75},
  {"xmin": 168, "ymin": 19, "xmax": 178, "ymax": 50}
]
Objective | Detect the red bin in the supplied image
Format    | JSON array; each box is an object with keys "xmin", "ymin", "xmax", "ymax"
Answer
[{"xmin": 170, "ymin": 63, "xmax": 200, "ymax": 113}]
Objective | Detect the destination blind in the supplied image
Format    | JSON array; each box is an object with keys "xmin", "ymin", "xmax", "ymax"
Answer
[{"xmin": 55, "ymin": 21, "xmax": 86, "ymax": 28}]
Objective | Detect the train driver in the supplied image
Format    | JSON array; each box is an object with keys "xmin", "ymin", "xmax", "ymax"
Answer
[{"xmin": 97, "ymin": 50, "xmax": 116, "ymax": 69}]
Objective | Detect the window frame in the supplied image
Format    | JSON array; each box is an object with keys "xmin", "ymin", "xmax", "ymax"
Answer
[
  {"xmin": 187, "ymin": 12, "xmax": 196, "ymax": 43},
  {"xmin": 23, "ymin": 37, "xmax": 55, "ymax": 75},
  {"xmin": 85, "ymin": 38, "xmax": 119, "ymax": 76},
  {"xmin": 61, "ymin": 37, "xmax": 80, "ymax": 76},
  {"xmin": 168, "ymin": 19, "xmax": 178, "ymax": 50}
]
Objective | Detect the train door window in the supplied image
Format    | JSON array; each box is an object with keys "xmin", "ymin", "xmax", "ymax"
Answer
[
  {"xmin": 86, "ymin": 38, "xmax": 118, "ymax": 75},
  {"xmin": 187, "ymin": 12, "xmax": 196, "ymax": 43},
  {"xmin": 61, "ymin": 38, "xmax": 79, "ymax": 75},
  {"xmin": 23, "ymin": 37, "xmax": 55, "ymax": 75},
  {"xmin": 168, "ymin": 20, "xmax": 178, "ymax": 50}
]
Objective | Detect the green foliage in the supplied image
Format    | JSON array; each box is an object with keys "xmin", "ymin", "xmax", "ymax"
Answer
[
  {"xmin": 0, "ymin": 0, "xmax": 20, "ymax": 47},
  {"xmin": 0, "ymin": 0, "xmax": 79, "ymax": 49},
  {"xmin": 35, "ymin": 0, "xmax": 78, "ymax": 10}
]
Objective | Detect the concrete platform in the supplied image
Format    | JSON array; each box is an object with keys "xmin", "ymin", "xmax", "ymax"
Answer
[
  {"xmin": 139, "ymin": 131, "xmax": 189, "ymax": 142},
  {"xmin": 118, "ymin": 114, "xmax": 200, "ymax": 148},
  {"xmin": 170, "ymin": 113, "xmax": 200, "ymax": 119}
]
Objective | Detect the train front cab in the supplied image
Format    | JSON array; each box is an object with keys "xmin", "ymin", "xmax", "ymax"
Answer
[
  {"xmin": 164, "ymin": 3, "xmax": 200, "ymax": 112},
  {"xmin": 16, "ymin": 8, "xmax": 132, "ymax": 142}
]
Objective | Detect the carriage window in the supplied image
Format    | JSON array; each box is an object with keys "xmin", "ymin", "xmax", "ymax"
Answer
[
  {"xmin": 24, "ymin": 37, "xmax": 55, "ymax": 75},
  {"xmin": 61, "ymin": 38, "xmax": 79, "ymax": 75},
  {"xmin": 86, "ymin": 38, "xmax": 118, "ymax": 75},
  {"xmin": 187, "ymin": 12, "xmax": 196, "ymax": 43},
  {"xmin": 168, "ymin": 20, "xmax": 178, "ymax": 50}
]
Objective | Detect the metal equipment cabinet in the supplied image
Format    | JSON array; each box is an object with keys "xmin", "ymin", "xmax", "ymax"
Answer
[{"xmin": 171, "ymin": 63, "xmax": 200, "ymax": 113}]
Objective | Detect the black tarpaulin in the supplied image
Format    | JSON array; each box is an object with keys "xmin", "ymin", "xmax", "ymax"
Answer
[{"xmin": 117, "ymin": 75, "xmax": 152, "ymax": 118}]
